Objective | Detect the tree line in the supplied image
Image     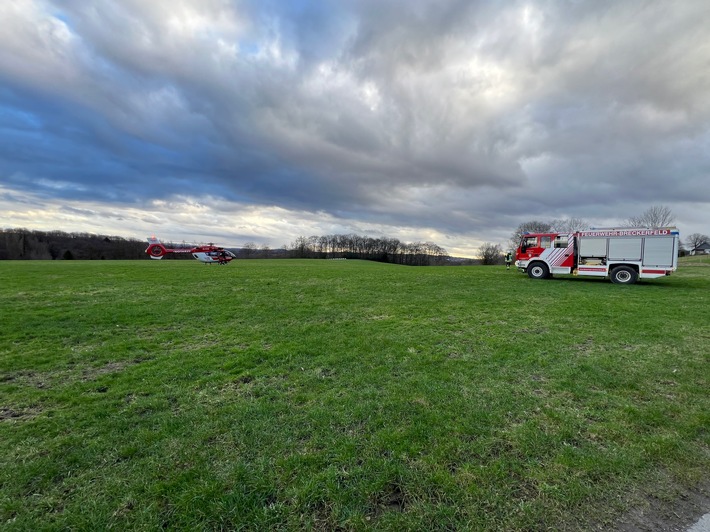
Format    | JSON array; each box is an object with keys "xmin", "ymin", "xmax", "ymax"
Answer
[
  {"xmin": 287, "ymin": 234, "xmax": 449, "ymax": 265},
  {"xmin": 0, "ymin": 229, "xmax": 451, "ymax": 265},
  {"xmin": 0, "ymin": 229, "xmax": 148, "ymax": 260}
]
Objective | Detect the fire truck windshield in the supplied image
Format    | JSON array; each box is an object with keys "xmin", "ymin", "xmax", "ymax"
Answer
[{"xmin": 521, "ymin": 236, "xmax": 537, "ymax": 251}]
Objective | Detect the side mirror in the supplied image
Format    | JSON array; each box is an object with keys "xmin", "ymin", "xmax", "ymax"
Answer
[{"xmin": 520, "ymin": 246, "xmax": 526, "ymax": 253}]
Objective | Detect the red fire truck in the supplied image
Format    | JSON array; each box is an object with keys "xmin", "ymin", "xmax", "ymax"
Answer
[{"xmin": 514, "ymin": 228, "xmax": 679, "ymax": 284}]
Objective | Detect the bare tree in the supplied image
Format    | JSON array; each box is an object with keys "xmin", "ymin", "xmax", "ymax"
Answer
[
  {"xmin": 241, "ymin": 241, "xmax": 257, "ymax": 258},
  {"xmin": 685, "ymin": 233, "xmax": 709, "ymax": 253},
  {"xmin": 625, "ymin": 205, "xmax": 675, "ymax": 228},
  {"xmin": 290, "ymin": 236, "xmax": 310, "ymax": 258},
  {"xmin": 478, "ymin": 243, "xmax": 503, "ymax": 265},
  {"xmin": 550, "ymin": 217, "xmax": 588, "ymax": 233},
  {"xmin": 423, "ymin": 242, "xmax": 449, "ymax": 265}
]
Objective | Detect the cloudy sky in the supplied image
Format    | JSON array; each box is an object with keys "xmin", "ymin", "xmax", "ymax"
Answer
[{"xmin": 1, "ymin": 0, "xmax": 709, "ymax": 257}]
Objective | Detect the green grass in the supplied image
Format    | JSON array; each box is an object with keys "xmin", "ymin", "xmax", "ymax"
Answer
[{"xmin": 1, "ymin": 258, "xmax": 708, "ymax": 530}]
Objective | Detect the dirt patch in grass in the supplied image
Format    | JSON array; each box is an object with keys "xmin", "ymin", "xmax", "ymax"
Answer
[
  {"xmin": 597, "ymin": 479, "xmax": 710, "ymax": 531},
  {"xmin": 2, "ymin": 369, "xmax": 58, "ymax": 389},
  {"xmin": 79, "ymin": 360, "xmax": 133, "ymax": 381},
  {"xmin": 4, "ymin": 359, "xmax": 148, "ymax": 390},
  {"xmin": 367, "ymin": 482, "xmax": 408, "ymax": 518},
  {"xmin": 384, "ymin": 483, "xmax": 407, "ymax": 512},
  {"xmin": 0, "ymin": 406, "xmax": 42, "ymax": 423}
]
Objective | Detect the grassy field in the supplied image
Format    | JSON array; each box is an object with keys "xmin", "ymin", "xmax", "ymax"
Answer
[{"xmin": 1, "ymin": 257, "xmax": 709, "ymax": 530}]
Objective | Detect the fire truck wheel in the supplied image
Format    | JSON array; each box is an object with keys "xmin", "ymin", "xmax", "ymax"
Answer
[
  {"xmin": 527, "ymin": 262, "xmax": 550, "ymax": 279},
  {"xmin": 611, "ymin": 265, "xmax": 638, "ymax": 284}
]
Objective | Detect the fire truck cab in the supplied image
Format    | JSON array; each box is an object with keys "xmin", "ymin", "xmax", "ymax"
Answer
[{"xmin": 515, "ymin": 228, "xmax": 679, "ymax": 284}]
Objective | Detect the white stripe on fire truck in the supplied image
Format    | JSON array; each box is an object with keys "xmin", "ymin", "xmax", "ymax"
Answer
[
  {"xmin": 552, "ymin": 248, "xmax": 566, "ymax": 266},
  {"xmin": 545, "ymin": 247, "xmax": 566, "ymax": 266}
]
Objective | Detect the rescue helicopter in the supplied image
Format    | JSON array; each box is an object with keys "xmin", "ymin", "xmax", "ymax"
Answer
[{"xmin": 145, "ymin": 237, "xmax": 236, "ymax": 265}]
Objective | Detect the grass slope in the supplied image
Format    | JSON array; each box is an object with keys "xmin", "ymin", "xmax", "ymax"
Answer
[{"xmin": 1, "ymin": 258, "xmax": 709, "ymax": 530}]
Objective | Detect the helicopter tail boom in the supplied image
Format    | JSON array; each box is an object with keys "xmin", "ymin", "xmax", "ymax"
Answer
[{"xmin": 145, "ymin": 237, "xmax": 194, "ymax": 259}]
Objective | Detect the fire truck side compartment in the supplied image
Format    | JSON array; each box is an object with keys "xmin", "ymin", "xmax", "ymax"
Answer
[
  {"xmin": 608, "ymin": 238, "xmax": 642, "ymax": 261},
  {"xmin": 579, "ymin": 237, "xmax": 607, "ymax": 258},
  {"xmin": 642, "ymin": 237, "xmax": 675, "ymax": 267}
]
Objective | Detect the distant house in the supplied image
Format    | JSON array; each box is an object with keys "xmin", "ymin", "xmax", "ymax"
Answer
[{"xmin": 690, "ymin": 242, "xmax": 710, "ymax": 255}]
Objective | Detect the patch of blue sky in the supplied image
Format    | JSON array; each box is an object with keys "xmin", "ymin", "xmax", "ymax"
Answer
[
  {"xmin": 52, "ymin": 10, "xmax": 71, "ymax": 26},
  {"xmin": 50, "ymin": 8, "xmax": 79, "ymax": 41},
  {"xmin": 261, "ymin": 0, "xmax": 334, "ymax": 17},
  {"xmin": 238, "ymin": 40, "xmax": 262, "ymax": 57},
  {"xmin": 0, "ymin": 104, "xmax": 44, "ymax": 132}
]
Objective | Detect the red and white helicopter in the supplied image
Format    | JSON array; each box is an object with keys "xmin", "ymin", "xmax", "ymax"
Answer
[{"xmin": 145, "ymin": 237, "xmax": 236, "ymax": 265}]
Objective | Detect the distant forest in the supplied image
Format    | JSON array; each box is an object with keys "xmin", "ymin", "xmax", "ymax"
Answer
[
  {"xmin": 0, "ymin": 229, "xmax": 148, "ymax": 260},
  {"xmin": 288, "ymin": 234, "xmax": 451, "ymax": 265},
  {"xmin": 0, "ymin": 229, "xmax": 455, "ymax": 265}
]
